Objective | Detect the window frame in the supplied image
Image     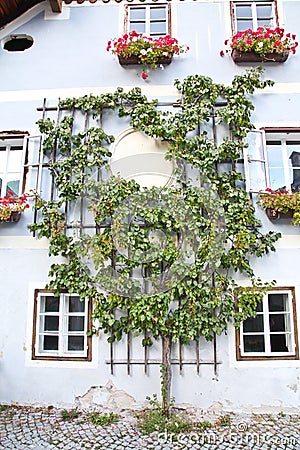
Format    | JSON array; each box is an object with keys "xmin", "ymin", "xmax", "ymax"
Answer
[
  {"xmin": 32, "ymin": 289, "xmax": 92, "ymax": 361},
  {"xmin": 245, "ymin": 128, "xmax": 300, "ymax": 193},
  {"xmin": 231, "ymin": 0, "xmax": 278, "ymax": 33},
  {"xmin": 236, "ymin": 287, "xmax": 299, "ymax": 361},
  {"xmin": 124, "ymin": 3, "xmax": 171, "ymax": 37},
  {"xmin": 0, "ymin": 133, "xmax": 28, "ymax": 197}
]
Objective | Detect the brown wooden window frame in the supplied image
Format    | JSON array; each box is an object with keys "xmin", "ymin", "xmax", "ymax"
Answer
[
  {"xmin": 124, "ymin": 3, "xmax": 171, "ymax": 37},
  {"xmin": 236, "ymin": 287, "xmax": 299, "ymax": 361},
  {"xmin": 230, "ymin": 0, "xmax": 279, "ymax": 33},
  {"xmin": 32, "ymin": 289, "xmax": 92, "ymax": 361}
]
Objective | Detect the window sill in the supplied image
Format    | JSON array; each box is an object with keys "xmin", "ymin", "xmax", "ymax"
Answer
[
  {"xmin": 231, "ymin": 49, "xmax": 289, "ymax": 64},
  {"xmin": 117, "ymin": 54, "xmax": 173, "ymax": 66}
]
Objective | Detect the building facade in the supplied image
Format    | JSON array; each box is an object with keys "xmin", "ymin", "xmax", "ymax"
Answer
[{"xmin": 0, "ymin": 0, "xmax": 299, "ymax": 412}]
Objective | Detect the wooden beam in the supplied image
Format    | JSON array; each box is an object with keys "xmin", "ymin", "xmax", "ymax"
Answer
[{"xmin": 49, "ymin": 0, "xmax": 62, "ymax": 13}]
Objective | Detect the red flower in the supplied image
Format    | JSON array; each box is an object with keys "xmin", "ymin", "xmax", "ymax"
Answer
[
  {"xmin": 141, "ymin": 72, "xmax": 148, "ymax": 80},
  {"xmin": 220, "ymin": 50, "xmax": 224, "ymax": 57}
]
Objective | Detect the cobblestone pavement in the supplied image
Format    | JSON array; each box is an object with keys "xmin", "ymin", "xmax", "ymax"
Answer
[{"xmin": 0, "ymin": 405, "xmax": 299, "ymax": 450}]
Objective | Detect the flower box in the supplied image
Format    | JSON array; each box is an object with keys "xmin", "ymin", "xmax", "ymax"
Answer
[
  {"xmin": 107, "ymin": 31, "xmax": 188, "ymax": 78},
  {"xmin": 265, "ymin": 207, "xmax": 294, "ymax": 221},
  {"xmin": 258, "ymin": 190, "xmax": 300, "ymax": 225},
  {"xmin": 0, "ymin": 192, "xmax": 29, "ymax": 222},
  {"xmin": 221, "ymin": 27, "xmax": 298, "ymax": 62},
  {"xmin": 118, "ymin": 54, "xmax": 173, "ymax": 66},
  {"xmin": 231, "ymin": 49, "xmax": 289, "ymax": 63},
  {"xmin": 0, "ymin": 211, "xmax": 21, "ymax": 223}
]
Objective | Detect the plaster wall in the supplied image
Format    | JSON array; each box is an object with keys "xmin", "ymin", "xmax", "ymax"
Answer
[{"xmin": 0, "ymin": 0, "xmax": 299, "ymax": 412}]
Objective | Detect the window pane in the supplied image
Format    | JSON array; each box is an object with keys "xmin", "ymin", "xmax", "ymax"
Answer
[
  {"xmin": 268, "ymin": 294, "xmax": 288, "ymax": 312},
  {"xmin": 270, "ymin": 334, "xmax": 289, "ymax": 352},
  {"xmin": 69, "ymin": 296, "xmax": 85, "ymax": 313},
  {"xmin": 7, "ymin": 148, "xmax": 23, "ymax": 172},
  {"xmin": 287, "ymin": 145, "xmax": 300, "ymax": 192},
  {"xmin": 150, "ymin": 7, "xmax": 166, "ymax": 20},
  {"xmin": 269, "ymin": 168, "xmax": 286, "ymax": 191},
  {"xmin": 237, "ymin": 19, "xmax": 253, "ymax": 31},
  {"xmin": 243, "ymin": 315, "xmax": 264, "ymax": 332},
  {"xmin": 244, "ymin": 335, "xmax": 265, "ymax": 352},
  {"xmin": 42, "ymin": 296, "xmax": 59, "ymax": 313},
  {"xmin": 266, "ymin": 143, "xmax": 283, "ymax": 167},
  {"xmin": 256, "ymin": 4, "xmax": 272, "ymax": 18},
  {"xmin": 236, "ymin": 5, "xmax": 252, "ymax": 18},
  {"xmin": 257, "ymin": 19, "xmax": 272, "ymax": 28},
  {"xmin": 256, "ymin": 301, "xmax": 263, "ymax": 313},
  {"xmin": 43, "ymin": 336, "xmax": 58, "ymax": 351},
  {"xmin": 44, "ymin": 316, "xmax": 59, "ymax": 331},
  {"xmin": 68, "ymin": 316, "xmax": 84, "ymax": 331},
  {"xmin": 269, "ymin": 314, "xmax": 285, "ymax": 332},
  {"xmin": 130, "ymin": 7, "xmax": 146, "ymax": 20},
  {"xmin": 68, "ymin": 336, "xmax": 84, "ymax": 351},
  {"xmin": 129, "ymin": 23, "xmax": 145, "ymax": 34},
  {"xmin": 6, "ymin": 180, "xmax": 19, "ymax": 195},
  {"xmin": 150, "ymin": 22, "xmax": 166, "ymax": 34}
]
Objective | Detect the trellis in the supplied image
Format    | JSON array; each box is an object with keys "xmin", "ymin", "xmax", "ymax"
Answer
[{"xmin": 24, "ymin": 96, "xmax": 231, "ymax": 374}]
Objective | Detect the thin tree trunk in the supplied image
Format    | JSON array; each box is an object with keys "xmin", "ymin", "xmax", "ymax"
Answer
[{"xmin": 161, "ymin": 334, "xmax": 172, "ymax": 417}]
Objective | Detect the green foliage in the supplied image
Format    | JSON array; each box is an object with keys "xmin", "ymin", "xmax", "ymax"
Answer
[
  {"xmin": 258, "ymin": 190, "xmax": 300, "ymax": 225},
  {"xmin": 88, "ymin": 412, "xmax": 120, "ymax": 426},
  {"xmin": 216, "ymin": 414, "xmax": 231, "ymax": 427},
  {"xmin": 33, "ymin": 68, "xmax": 279, "ymax": 369},
  {"xmin": 61, "ymin": 409, "xmax": 81, "ymax": 421},
  {"xmin": 197, "ymin": 420, "xmax": 213, "ymax": 431},
  {"xmin": 0, "ymin": 405, "xmax": 9, "ymax": 412},
  {"xmin": 137, "ymin": 396, "xmax": 193, "ymax": 435}
]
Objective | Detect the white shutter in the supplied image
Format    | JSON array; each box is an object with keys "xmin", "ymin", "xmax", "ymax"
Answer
[
  {"xmin": 244, "ymin": 130, "xmax": 269, "ymax": 193},
  {"xmin": 23, "ymin": 135, "xmax": 43, "ymax": 194}
]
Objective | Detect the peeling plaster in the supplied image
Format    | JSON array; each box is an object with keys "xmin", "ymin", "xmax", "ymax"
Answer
[
  {"xmin": 76, "ymin": 381, "xmax": 136, "ymax": 411},
  {"xmin": 287, "ymin": 383, "xmax": 298, "ymax": 393}
]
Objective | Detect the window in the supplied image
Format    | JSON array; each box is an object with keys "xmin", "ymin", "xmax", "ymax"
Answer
[
  {"xmin": 245, "ymin": 129, "xmax": 300, "ymax": 193},
  {"xmin": 126, "ymin": 4, "xmax": 170, "ymax": 37},
  {"xmin": 232, "ymin": 1, "xmax": 277, "ymax": 32},
  {"xmin": 0, "ymin": 135, "xmax": 26, "ymax": 197},
  {"xmin": 32, "ymin": 291, "xmax": 92, "ymax": 360},
  {"xmin": 237, "ymin": 288, "xmax": 299, "ymax": 360}
]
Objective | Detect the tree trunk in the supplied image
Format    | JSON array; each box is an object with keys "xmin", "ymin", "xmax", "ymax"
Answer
[{"xmin": 161, "ymin": 334, "xmax": 172, "ymax": 417}]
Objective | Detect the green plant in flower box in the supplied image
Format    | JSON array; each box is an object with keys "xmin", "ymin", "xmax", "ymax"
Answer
[
  {"xmin": 221, "ymin": 27, "xmax": 298, "ymax": 58},
  {"xmin": 258, "ymin": 188, "xmax": 300, "ymax": 225}
]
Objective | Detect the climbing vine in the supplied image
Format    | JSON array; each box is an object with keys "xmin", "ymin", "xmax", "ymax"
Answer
[{"xmin": 30, "ymin": 67, "xmax": 280, "ymax": 416}]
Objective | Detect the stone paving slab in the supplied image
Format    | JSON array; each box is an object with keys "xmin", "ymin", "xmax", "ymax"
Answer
[{"xmin": 0, "ymin": 405, "xmax": 299, "ymax": 450}]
